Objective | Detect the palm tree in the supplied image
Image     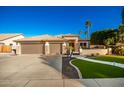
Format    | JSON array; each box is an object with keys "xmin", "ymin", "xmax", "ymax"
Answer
[
  {"xmin": 84, "ymin": 31, "xmax": 88, "ymax": 40},
  {"xmin": 85, "ymin": 20, "xmax": 91, "ymax": 40},
  {"xmin": 79, "ymin": 29, "xmax": 83, "ymax": 36}
]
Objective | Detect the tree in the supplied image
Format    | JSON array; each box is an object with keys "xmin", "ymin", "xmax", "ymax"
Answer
[
  {"xmin": 84, "ymin": 31, "xmax": 88, "ymax": 40},
  {"xmin": 104, "ymin": 38, "xmax": 111, "ymax": 46},
  {"xmin": 85, "ymin": 20, "xmax": 91, "ymax": 40},
  {"xmin": 113, "ymin": 45, "xmax": 124, "ymax": 56},
  {"xmin": 90, "ymin": 29, "xmax": 117, "ymax": 45},
  {"xmin": 118, "ymin": 24, "xmax": 124, "ymax": 43},
  {"xmin": 79, "ymin": 29, "xmax": 83, "ymax": 35}
]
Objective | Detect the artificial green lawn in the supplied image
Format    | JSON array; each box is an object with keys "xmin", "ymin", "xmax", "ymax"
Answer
[
  {"xmin": 93, "ymin": 55, "xmax": 124, "ymax": 64},
  {"xmin": 71, "ymin": 59, "xmax": 124, "ymax": 78}
]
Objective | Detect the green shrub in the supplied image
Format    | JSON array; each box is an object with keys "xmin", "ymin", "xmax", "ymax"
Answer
[
  {"xmin": 96, "ymin": 53, "xmax": 100, "ymax": 56},
  {"xmin": 113, "ymin": 45, "xmax": 124, "ymax": 56}
]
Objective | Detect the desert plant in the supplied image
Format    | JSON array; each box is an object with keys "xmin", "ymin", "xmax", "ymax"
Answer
[
  {"xmin": 96, "ymin": 53, "xmax": 100, "ymax": 56},
  {"xmin": 113, "ymin": 45, "xmax": 124, "ymax": 56},
  {"xmin": 103, "ymin": 38, "xmax": 114, "ymax": 54}
]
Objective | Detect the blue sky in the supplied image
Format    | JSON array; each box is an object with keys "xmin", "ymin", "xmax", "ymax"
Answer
[{"xmin": 0, "ymin": 6, "xmax": 123, "ymax": 38}]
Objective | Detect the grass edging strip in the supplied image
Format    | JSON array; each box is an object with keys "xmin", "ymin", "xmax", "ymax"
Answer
[{"xmin": 69, "ymin": 59, "xmax": 82, "ymax": 79}]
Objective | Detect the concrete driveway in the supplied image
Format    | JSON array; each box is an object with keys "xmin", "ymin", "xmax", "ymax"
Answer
[{"xmin": 0, "ymin": 54, "xmax": 86, "ymax": 87}]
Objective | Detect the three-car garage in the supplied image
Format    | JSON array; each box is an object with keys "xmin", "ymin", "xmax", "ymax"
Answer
[
  {"xmin": 20, "ymin": 42, "xmax": 63, "ymax": 55},
  {"xmin": 15, "ymin": 34, "xmax": 67, "ymax": 55}
]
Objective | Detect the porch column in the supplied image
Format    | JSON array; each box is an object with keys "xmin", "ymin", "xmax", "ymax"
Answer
[
  {"xmin": 74, "ymin": 38, "xmax": 79, "ymax": 52},
  {"xmin": 62, "ymin": 42, "xmax": 67, "ymax": 54},
  {"xmin": 75, "ymin": 42, "xmax": 79, "ymax": 52},
  {"xmin": 45, "ymin": 42, "xmax": 50, "ymax": 55},
  {"xmin": 86, "ymin": 42, "xmax": 89, "ymax": 48},
  {"xmin": 17, "ymin": 42, "xmax": 21, "ymax": 55}
]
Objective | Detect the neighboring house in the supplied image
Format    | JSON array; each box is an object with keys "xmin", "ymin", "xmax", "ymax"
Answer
[
  {"xmin": 0, "ymin": 34, "xmax": 24, "ymax": 53},
  {"xmin": 15, "ymin": 34, "xmax": 90, "ymax": 55},
  {"xmin": 0, "ymin": 34, "xmax": 24, "ymax": 46}
]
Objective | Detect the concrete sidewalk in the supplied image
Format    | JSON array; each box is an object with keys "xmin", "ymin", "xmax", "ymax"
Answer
[{"xmin": 0, "ymin": 78, "xmax": 124, "ymax": 87}]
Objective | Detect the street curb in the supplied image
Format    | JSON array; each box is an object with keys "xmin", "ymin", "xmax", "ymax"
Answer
[
  {"xmin": 69, "ymin": 59, "xmax": 83, "ymax": 79},
  {"xmin": 75, "ymin": 56, "xmax": 124, "ymax": 69}
]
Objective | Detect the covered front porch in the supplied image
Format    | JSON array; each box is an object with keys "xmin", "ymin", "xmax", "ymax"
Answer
[{"xmin": 66, "ymin": 40, "xmax": 90, "ymax": 53}]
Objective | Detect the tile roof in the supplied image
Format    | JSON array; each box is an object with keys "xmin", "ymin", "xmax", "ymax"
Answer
[
  {"xmin": 0, "ymin": 34, "xmax": 23, "ymax": 41},
  {"xmin": 15, "ymin": 34, "xmax": 67, "ymax": 42},
  {"xmin": 60, "ymin": 33, "xmax": 79, "ymax": 37}
]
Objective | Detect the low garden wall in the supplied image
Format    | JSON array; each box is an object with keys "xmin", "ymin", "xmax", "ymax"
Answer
[{"xmin": 80, "ymin": 49, "xmax": 108, "ymax": 55}]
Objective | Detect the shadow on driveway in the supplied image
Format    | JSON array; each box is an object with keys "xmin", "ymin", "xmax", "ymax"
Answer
[
  {"xmin": 39, "ymin": 55, "xmax": 62, "ymax": 72},
  {"xmin": 39, "ymin": 55, "xmax": 79, "ymax": 79}
]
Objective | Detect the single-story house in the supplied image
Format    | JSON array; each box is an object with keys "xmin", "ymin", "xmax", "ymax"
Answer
[
  {"xmin": 15, "ymin": 34, "xmax": 90, "ymax": 55},
  {"xmin": 0, "ymin": 33, "xmax": 24, "ymax": 53}
]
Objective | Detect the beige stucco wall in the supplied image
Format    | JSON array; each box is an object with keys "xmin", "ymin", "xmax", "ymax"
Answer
[
  {"xmin": 80, "ymin": 49, "xmax": 108, "ymax": 55},
  {"xmin": 16, "ymin": 45, "xmax": 21, "ymax": 55},
  {"xmin": 90, "ymin": 45, "xmax": 105, "ymax": 49}
]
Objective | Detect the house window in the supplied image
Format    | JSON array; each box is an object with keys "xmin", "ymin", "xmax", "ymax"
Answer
[
  {"xmin": 80, "ymin": 43, "xmax": 83, "ymax": 47},
  {"xmin": 69, "ymin": 43, "xmax": 74, "ymax": 47},
  {"xmin": 80, "ymin": 43, "xmax": 87, "ymax": 49},
  {"xmin": 83, "ymin": 43, "xmax": 86, "ymax": 47},
  {"xmin": 10, "ymin": 43, "xmax": 13, "ymax": 46},
  {"xmin": 0, "ymin": 43, "xmax": 5, "ymax": 45}
]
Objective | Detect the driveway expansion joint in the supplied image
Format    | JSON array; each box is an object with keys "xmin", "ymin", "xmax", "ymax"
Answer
[
  {"xmin": 24, "ymin": 80, "xmax": 31, "ymax": 87},
  {"xmin": 94, "ymin": 79, "xmax": 101, "ymax": 87}
]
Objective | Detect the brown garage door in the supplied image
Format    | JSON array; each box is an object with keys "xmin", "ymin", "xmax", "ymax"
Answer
[
  {"xmin": 21, "ymin": 43, "xmax": 44, "ymax": 54},
  {"xmin": 50, "ymin": 43, "xmax": 62, "ymax": 55}
]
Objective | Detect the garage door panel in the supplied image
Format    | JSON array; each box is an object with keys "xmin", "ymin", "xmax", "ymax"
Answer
[
  {"xmin": 21, "ymin": 43, "xmax": 44, "ymax": 54},
  {"xmin": 50, "ymin": 44, "xmax": 62, "ymax": 55}
]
